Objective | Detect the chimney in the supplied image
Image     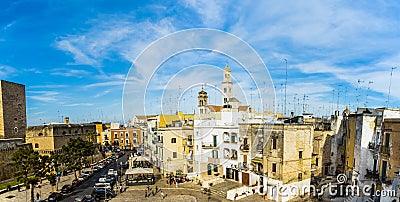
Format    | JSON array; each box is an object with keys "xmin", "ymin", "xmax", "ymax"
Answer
[{"xmin": 64, "ymin": 117, "xmax": 70, "ymax": 124}]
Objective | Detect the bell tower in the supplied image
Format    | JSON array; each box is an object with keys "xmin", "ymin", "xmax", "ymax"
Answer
[
  {"xmin": 222, "ymin": 64, "xmax": 232, "ymax": 105},
  {"xmin": 198, "ymin": 86, "xmax": 208, "ymax": 114}
]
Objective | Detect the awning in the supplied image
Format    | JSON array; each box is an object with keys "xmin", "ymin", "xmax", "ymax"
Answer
[
  {"xmin": 125, "ymin": 168, "xmax": 153, "ymax": 175},
  {"xmin": 133, "ymin": 156, "xmax": 150, "ymax": 162}
]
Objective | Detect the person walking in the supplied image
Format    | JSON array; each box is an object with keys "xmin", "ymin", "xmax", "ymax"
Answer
[
  {"xmin": 119, "ymin": 184, "xmax": 123, "ymax": 193},
  {"xmin": 145, "ymin": 190, "xmax": 148, "ymax": 198},
  {"xmin": 161, "ymin": 191, "xmax": 165, "ymax": 199},
  {"xmin": 36, "ymin": 192, "xmax": 40, "ymax": 200}
]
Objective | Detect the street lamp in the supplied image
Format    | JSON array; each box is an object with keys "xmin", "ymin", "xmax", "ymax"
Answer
[{"xmin": 387, "ymin": 67, "xmax": 397, "ymax": 107}]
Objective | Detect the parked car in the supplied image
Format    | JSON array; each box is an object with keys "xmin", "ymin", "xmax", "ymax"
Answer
[
  {"xmin": 74, "ymin": 195, "xmax": 95, "ymax": 202},
  {"xmin": 91, "ymin": 188, "xmax": 116, "ymax": 200},
  {"xmin": 92, "ymin": 166, "xmax": 100, "ymax": 173},
  {"xmin": 78, "ymin": 173, "xmax": 89, "ymax": 181},
  {"xmin": 94, "ymin": 182, "xmax": 112, "ymax": 189},
  {"xmin": 84, "ymin": 170, "xmax": 93, "ymax": 177},
  {"xmin": 48, "ymin": 192, "xmax": 63, "ymax": 202},
  {"xmin": 61, "ymin": 184, "xmax": 73, "ymax": 194},
  {"xmin": 98, "ymin": 174, "xmax": 107, "ymax": 183},
  {"xmin": 72, "ymin": 179, "xmax": 83, "ymax": 187}
]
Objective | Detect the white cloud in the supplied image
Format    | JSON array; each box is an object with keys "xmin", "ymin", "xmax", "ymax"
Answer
[
  {"xmin": 0, "ymin": 65, "xmax": 16, "ymax": 77},
  {"xmin": 51, "ymin": 68, "xmax": 91, "ymax": 78},
  {"xmin": 183, "ymin": 0, "xmax": 227, "ymax": 27},
  {"xmin": 55, "ymin": 16, "xmax": 176, "ymax": 68}
]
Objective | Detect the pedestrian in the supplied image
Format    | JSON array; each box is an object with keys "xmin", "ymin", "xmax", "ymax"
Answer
[
  {"xmin": 17, "ymin": 184, "xmax": 20, "ymax": 192},
  {"xmin": 36, "ymin": 192, "xmax": 40, "ymax": 200},
  {"xmin": 234, "ymin": 193, "xmax": 238, "ymax": 200},
  {"xmin": 119, "ymin": 184, "xmax": 122, "ymax": 193},
  {"xmin": 145, "ymin": 190, "xmax": 148, "ymax": 198},
  {"xmin": 161, "ymin": 191, "xmax": 165, "ymax": 199},
  {"xmin": 155, "ymin": 186, "xmax": 158, "ymax": 193}
]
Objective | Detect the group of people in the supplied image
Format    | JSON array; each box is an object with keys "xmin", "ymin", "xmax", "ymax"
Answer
[
  {"xmin": 166, "ymin": 176, "xmax": 190, "ymax": 187},
  {"xmin": 144, "ymin": 185, "xmax": 165, "ymax": 199}
]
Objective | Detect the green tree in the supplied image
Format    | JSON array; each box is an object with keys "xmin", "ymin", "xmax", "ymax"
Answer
[
  {"xmin": 43, "ymin": 152, "xmax": 60, "ymax": 191},
  {"xmin": 12, "ymin": 146, "xmax": 47, "ymax": 202},
  {"xmin": 60, "ymin": 138, "xmax": 95, "ymax": 179}
]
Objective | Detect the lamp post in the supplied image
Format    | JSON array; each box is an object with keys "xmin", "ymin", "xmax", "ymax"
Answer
[
  {"xmin": 387, "ymin": 67, "xmax": 397, "ymax": 107},
  {"xmin": 284, "ymin": 59, "xmax": 288, "ymax": 116}
]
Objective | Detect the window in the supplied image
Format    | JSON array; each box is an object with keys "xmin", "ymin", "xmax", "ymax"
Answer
[
  {"xmin": 133, "ymin": 139, "xmax": 137, "ymax": 144},
  {"xmin": 38, "ymin": 133, "xmax": 43, "ymax": 136},
  {"xmin": 316, "ymin": 158, "xmax": 319, "ymax": 166},
  {"xmin": 272, "ymin": 138, "xmax": 277, "ymax": 149},
  {"xmin": 173, "ymin": 152, "xmax": 177, "ymax": 158},
  {"xmin": 212, "ymin": 150, "xmax": 218, "ymax": 158},
  {"xmin": 214, "ymin": 165, "xmax": 218, "ymax": 172},
  {"xmin": 126, "ymin": 139, "xmax": 129, "ymax": 144},
  {"xmin": 133, "ymin": 132, "xmax": 137, "ymax": 138},
  {"xmin": 114, "ymin": 133, "xmax": 118, "ymax": 139},
  {"xmin": 224, "ymin": 88, "xmax": 227, "ymax": 93},
  {"xmin": 120, "ymin": 132, "xmax": 123, "ymax": 137},
  {"xmin": 223, "ymin": 132, "xmax": 230, "ymax": 142},
  {"xmin": 224, "ymin": 149, "xmax": 230, "ymax": 159},
  {"xmin": 298, "ymin": 173, "xmax": 302, "ymax": 181},
  {"xmin": 299, "ymin": 151, "xmax": 303, "ymax": 159},
  {"xmin": 120, "ymin": 139, "xmax": 124, "ymax": 143},
  {"xmin": 231, "ymin": 149, "xmax": 238, "ymax": 160},
  {"xmin": 126, "ymin": 132, "xmax": 129, "ymax": 138},
  {"xmin": 231, "ymin": 133, "xmax": 237, "ymax": 143},
  {"xmin": 171, "ymin": 138, "xmax": 176, "ymax": 143},
  {"xmin": 35, "ymin": 143, "xmax": 39, "ymax": 148},
  {"xmin": 272, "ymin": 163, "xmax": 276, "ymax": 173}
]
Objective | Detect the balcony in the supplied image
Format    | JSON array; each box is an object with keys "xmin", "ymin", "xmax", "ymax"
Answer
[
  {"xmin": 202, "ymin": 142, "xmax": 217, "ymax": 149},
  {"xmin": 368, "ymin": 142, "xmax": 379, "ymax": 151},
  {"xmin": 208, "ymin": 157, "xmax": 220, "ymax": 164},
  {"xmin": 240, "ymin": 144, "xmax": 249, "ymax": 152},
  {"xmin": 380, "ymin": 146, "xmax": 390, "ymax": 156}
]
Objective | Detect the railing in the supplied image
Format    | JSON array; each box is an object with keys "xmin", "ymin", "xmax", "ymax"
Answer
[{"xmin": 202, "ymin": 143, "xmax": 217, "ymax": 149}]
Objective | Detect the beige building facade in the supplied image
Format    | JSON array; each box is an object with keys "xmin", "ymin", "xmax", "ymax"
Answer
[{"xmin": 26, "ymin": 123, "xmax": 96, "ymax": 155}]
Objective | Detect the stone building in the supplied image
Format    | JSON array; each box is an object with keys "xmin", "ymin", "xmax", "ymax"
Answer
[
  {"xmin": 26, "ymin": 119, "xmax": 96, "ymax": 155},
  {"xmin": 379, "ymin": 118, "xmax": 400, "ymax": 201},
  {"xmin": 110, "ymin": 127, "xmax": 142, "ymax": 150},
  {"xmin": 0, "ymin": 80, "xmax": 26, "ymax": 139},
  {"xmin": 242, "ymin": 123, "xmax": 313, "ymax": 202}
]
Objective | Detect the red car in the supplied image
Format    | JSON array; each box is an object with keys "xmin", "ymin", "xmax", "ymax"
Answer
[{"xmin": 72, "ymin": 179, "xmax": 83, "ymax": 187}]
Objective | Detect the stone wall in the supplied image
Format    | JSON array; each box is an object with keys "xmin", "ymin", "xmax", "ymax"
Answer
[{"xmin": 0, "ymin": 80, "xmax": 26, "ymax": 139}]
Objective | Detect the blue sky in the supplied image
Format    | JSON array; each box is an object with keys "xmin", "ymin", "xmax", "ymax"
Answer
[{"xmin": 1, "ymin": 0, "xmax": 400, "ymax": 125}]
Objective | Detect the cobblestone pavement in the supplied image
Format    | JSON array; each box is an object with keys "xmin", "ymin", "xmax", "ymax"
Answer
[{"xmin": 110, "ymin": 178, "xmax": 268, "ymax": 202}]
